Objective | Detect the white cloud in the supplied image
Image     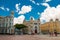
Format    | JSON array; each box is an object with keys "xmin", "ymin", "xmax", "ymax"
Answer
[
  {"xmin": 19, "ymin": 5, "xmax": 32, "ymax": 14},
  {"xmin": 38, "ymin": 12, "xmax": 40, "ymax": 15},
  {"xmin": 45, "ymin": 0, "xmax": 51, "ymax": 2},
  {"xmin": 6, "ymin": 8, "xmax": 10, "ymax": 11},
  {"xmin": 0, "ymin": 6, "xmax": 10, "ymax": 11},
  {"xmin": 36, "ymin": 3, "xmax": 40, "ymax": 5},
  {"xmin": 15, "ymin": 3, "xmax": 20, "ymax": 12},
  {"xmin": 41, "ymin": 3, "xmax": 50, "ymax": 8},
  {"xmin": 30, "ymin": 0, "xmax": 40, "ymax": 5},
  {"xmin": 30, "ymin": 0, "xmax": 35, "ymax": 4},
  {"xmin": 14, "ymin": 15, "xmax": 25, "ymax": 25},
  {"xmin": 40, "ymin": 3, "xmax": 60, "ymax": 24},
  {"xmin": 0, "ymin": 7, "xmax": 5, "ymax": 10}
]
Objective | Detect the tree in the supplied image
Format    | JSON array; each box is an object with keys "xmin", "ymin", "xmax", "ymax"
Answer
[
  {"xmin": 14, "ymin": 24, "xmax": 28, "ymax": 34},
  {"xmin": 14, "ymin": 24, "xmax": 27, "ymax": 29}
]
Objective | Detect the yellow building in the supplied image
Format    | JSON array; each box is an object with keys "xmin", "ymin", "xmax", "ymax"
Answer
[
  {"xmin": 40, "ymin": 22, "xmax": 49, "ymax": 33},
  {"xmin": 40, "ymin": 19, "xmax": 60, "ymax": 33}
]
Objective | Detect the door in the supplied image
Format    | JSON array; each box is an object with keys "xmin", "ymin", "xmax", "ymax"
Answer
[{"xmin": 35, "ymin": 26, "xmax": 37, "ymax": 33}]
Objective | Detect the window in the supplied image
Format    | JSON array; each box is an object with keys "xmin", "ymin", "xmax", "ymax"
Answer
[
  {"xmin": 30, "ymin": 23, "xmax": 32, "ymax": 24},
  {"xmin": 9, "ymin": 23, "xmax": 11, "ymax": 27},
  {"xmin": 6, "ymin": 23, "xmax": 7, "ymax": 27},
  {"xmin": 10, "ymin": 23, "xmax": 11, "ymax": 25},
  {"xmin": 35, "ymin": 26, "xmax": 37, "ymax": 30},
  {"xmin": 2, "ymin": 29, "xmax": 4, "ymax": 33},
  {"xmin": 7, "ymin": 18, "xmax": 8, "ymax": 21},
  {"xmin": 3, "ymin": 23, "xmax": 4, "ymax": 27},
  {"xmin": 0, "ymin": 19, "xmax": 1, "ymax": 21},
  {"xmin": 10, "ymin": 19, "xmax": 12, "ymax": 22},
  {"xmin": 0, "ymin": 24, "xmax": 1, "ymax": 27},
  {"xmin": 4, "ymin": 23, "xmax": 6, "ymax": 27},
  {"xmin": 34, "ymin": 23, "xmax": 37, "ymax": 25},
  {"xmin": 39, "ymin": 23, "xmax": 40, "ymax": 24}
]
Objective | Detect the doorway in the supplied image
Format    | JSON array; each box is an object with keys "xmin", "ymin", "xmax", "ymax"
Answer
[{"xmin": 35, "ymin": 26, "xmax": 37, "ymax": 33}]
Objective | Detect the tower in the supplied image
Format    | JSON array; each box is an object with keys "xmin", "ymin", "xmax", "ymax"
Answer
[
  {"xmin": 10, "ymin": 11, "xmax": 14, "ymax": 18},
  {"xmin": 10, "ymin": 11, "xmax": 14, "ymax": 25},
  {"xmin": 50, "ymin": 19, "xmax": 53, "ymax": 22},
  {"xmin": 55, "ymin": 19, "xmax": 59, "ymax": 21},
  {"xmin": 30, "ymin": 16, "xmax": 34, "ymax": 20},
  {"xmin": 38, "ymin": 18, "xmax": 40, "ymax": 22},
  {"xmin": 9, "ymin": 11, "xmax": 14, "ymax": 34}
]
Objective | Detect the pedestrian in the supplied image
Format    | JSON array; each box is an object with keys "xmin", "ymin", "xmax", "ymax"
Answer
[
  {"xmin": 49, "ymin": 32, "xmax": 51, "ymax": 36},
  {"xmin": 49, "ymin": 31, "xmax": 54, "ymax": 36},
  {"xmin": 54, "ymin": 30, "xmax": 57, "ymax": 36}
]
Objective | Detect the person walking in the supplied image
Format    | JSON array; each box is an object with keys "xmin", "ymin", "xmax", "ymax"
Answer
[
  {"xmin": 49, "ymin": 30, "xmax": 54, "ymax": 36},
  {"xmin": 54, "ymin": 30, "xmax": 57, "ymax": 36}
]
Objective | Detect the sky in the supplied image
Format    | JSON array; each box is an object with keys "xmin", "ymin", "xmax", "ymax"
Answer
[{"xmin": 0, "ymin": 0, "xmax": 60, "ymax": 25}]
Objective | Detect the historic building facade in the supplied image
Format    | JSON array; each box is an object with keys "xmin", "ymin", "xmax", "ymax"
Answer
[
  {"xmin": 0, "ymin": 11, "xmax": 14, "ymax": 34},
  {"xmin": 40, "ymin": 19, "xmax": 60, "ymax": 34},
  {"xmin": 23, "ymin": 17, "xmax": 40, "ymax": 34}
]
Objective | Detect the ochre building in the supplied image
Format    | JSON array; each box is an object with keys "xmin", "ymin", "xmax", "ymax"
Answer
[{"xmin": 40, "ymin": 19, "xmax": 60, "ymax": 33}]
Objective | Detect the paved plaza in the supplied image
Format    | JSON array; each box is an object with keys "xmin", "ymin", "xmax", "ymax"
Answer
[{"xmin": 0, "ymin": 35, "xmax": 60, "ymax": 40}]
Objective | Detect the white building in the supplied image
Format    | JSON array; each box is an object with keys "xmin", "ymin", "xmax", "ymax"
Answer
[{"xmin": 0, "ymin": 11, "xmax": 14, "ymax": 34}]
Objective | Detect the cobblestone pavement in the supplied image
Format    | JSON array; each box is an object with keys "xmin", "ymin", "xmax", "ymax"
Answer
[{"xmin": 0, "ymin": 35, "xmax": 60, "ymax": 40}]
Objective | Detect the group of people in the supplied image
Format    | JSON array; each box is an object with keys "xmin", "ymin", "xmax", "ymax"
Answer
[{"xmin": 49, "ymin": 30, "xmax": 57, "ymax": 36}]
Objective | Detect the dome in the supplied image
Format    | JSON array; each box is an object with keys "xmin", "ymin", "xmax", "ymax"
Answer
[
  {"xmin": 50, "ymin": 19, "xmax": 53, "ymax": 21},
  {"xmin": 55, "ymin": 19, "xmax": 59, "ymax": 21}
]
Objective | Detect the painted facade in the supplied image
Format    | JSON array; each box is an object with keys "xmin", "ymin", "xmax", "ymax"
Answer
[
  {"xmin": 0, "ymin": 11, "xmax": 14, "ymax": 34},
  {"xmin": 23, "ymin": 17, "xmax": 40, "ymax": 34},
  {"xmin": 40, "ymin": 19, "xmax": 60, "ymax": 33}
]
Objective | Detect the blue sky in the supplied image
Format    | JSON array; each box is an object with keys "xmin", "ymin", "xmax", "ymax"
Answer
[{"xmin": 0, "ymin": 0, "xmax": 60, "ymax": 24}]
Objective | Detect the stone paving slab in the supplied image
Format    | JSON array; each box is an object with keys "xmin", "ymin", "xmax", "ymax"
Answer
[{"xmin": 0, "ymin": 35, "xmax": 60, "ymax": 40}]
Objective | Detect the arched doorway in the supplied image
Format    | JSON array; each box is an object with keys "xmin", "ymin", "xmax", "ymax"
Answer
[{"xmin": 35, "ymin": 26, "xmax": 37, "ymax": 33}]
